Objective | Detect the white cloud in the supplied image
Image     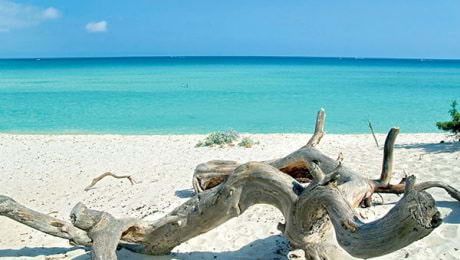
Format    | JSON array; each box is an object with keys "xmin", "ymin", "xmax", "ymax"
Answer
[
  {"xmin": 85, "ymin": 21, "xmax": 108, "ymax": 33},
  {"xmin": 0, "ymin": 0, "xmax": 61, "ymax": 32},
  {"xmin": 42, "ymin": 7, "xmax": 61, "ymax": 19}
]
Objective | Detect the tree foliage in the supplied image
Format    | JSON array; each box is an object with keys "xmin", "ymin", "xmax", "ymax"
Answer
[{"xmin": 436, "ymin": 100, "xmax": 460, "ymax": 139}]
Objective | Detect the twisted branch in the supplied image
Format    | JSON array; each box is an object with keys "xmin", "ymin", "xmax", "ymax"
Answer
[{"xmin": 85, "ymin": 172, "xmax": 135, "ymax": 191}]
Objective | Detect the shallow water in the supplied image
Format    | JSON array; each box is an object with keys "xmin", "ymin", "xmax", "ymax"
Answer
[{"xmin": 0, "ymin": 57, "xmax": 459, "ymax": 134}]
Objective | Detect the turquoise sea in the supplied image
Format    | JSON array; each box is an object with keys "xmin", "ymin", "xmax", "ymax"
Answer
[{"xmin": 0, "ymin": 57, "xmax": 459, "ymax": 134}]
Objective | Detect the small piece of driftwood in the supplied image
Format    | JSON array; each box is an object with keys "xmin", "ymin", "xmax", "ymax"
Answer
[
  {"xmin": 368, "ymin": 120, "xmax": 379, "ymax": 148},
  {"xmin": 84, "ymin": 172, "xmax": 135, "ymax": 191}
]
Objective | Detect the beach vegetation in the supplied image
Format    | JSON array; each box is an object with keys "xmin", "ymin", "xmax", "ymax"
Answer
[
  {"xmin": 195, "ymin": 131, "xmax": 260, "ymax": 148},
  {"xmin": 436, "ymin": 100, "xmax": 460, "ymax": 140},
  {"xmin": 195, "ymin": 130, "xmax": 240, "ymax": 147},
  {"xmin": 238, "ymin": 137, "xmax": 259, "ymax": 148}
]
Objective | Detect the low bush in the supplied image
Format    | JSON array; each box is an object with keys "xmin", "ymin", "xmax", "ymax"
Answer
[
  {"xmin": 238, "ymin": 137, "xmax": 259, "ymax": 148},
  {"xmin": 196, "ymin": 131, "xmax": 260, "ymax": 148},
  {"xmin": 195, "ymin": 130, "xmax": 239, "ymax": 147}
]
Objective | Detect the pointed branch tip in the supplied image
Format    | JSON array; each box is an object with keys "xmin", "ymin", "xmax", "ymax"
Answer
[
  {"xmin": 379, "ymin": 128, "xmax": 400, "ymax": 185},
  {"xmin": 306, "ymin": 109, "xmax": 326, "ymax": 148}
]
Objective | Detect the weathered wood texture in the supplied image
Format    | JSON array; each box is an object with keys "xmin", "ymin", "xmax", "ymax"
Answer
[
  {"xmin": 0, "ymin": 195, "xmax": 91, "ymax": 246},
  {"xmin": 1, "ymin": 109, "xmax": 459, "ymax": 260}
]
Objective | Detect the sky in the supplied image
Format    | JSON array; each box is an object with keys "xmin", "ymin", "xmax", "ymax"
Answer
[{"xmin": 0, "ymin": 0, "xmax": 459, "ymax": 59}]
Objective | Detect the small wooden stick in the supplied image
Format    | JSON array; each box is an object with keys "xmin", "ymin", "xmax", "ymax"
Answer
[
  {"xmin": 85, "ymin": 172, "xmax": 135, "ymax": 191},
  {"xmin": 368, "ymin": 120, "xmax": 379, "ymax": 148}
]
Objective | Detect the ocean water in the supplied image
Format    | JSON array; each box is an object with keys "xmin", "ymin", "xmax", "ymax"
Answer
[{"xmin": 0, "ymin": 57, "xmax": 459, "ymax": 134}]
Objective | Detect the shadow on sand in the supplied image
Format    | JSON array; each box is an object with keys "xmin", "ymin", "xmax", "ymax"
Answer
[
  {"xmin": 395, "ymin": 141, "xmax": 460, "ymax": 154},
  {"xmin": 174, "ymin": 188, "xmax": 196, "ymax": 198},
  {"xmin": 0, "ymin": 246, "xmax": 86, "ymax": 258},
  {"xmin": 0, "ymin": 235, "xmax": 291, "ymax": 260},
  {"xmin": 117, "ymin": 234, "xmax": 290, "ymax": 260},
  {"xmin": 436, "ymin": 201, "xmax": 460, "ymax": 224}
]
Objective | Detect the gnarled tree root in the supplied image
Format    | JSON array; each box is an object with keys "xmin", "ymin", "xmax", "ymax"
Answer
[{"xmin": 1, "ymin": 109, "xmax": 459, "ymax": 260}]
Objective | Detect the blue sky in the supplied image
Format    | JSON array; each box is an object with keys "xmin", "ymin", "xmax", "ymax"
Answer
[{"xmin": 0, "ymin": 0, "xmax": 459, "ymax": 59}]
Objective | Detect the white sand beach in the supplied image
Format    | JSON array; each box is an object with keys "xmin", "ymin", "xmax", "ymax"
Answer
[{"xmin": 0, "ymin": 133, "xmax": 459, "ymax": 260}]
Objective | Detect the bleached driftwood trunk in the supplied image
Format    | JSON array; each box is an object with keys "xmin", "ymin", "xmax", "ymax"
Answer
[{"xmin": 1, "ymin": 109, "xmax": 459, "ymax": 260}]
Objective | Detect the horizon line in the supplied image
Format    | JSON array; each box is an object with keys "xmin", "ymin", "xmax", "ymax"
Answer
[{"xmin": 1, "ymin": 55, "xmax": 460, "ymax": 62}]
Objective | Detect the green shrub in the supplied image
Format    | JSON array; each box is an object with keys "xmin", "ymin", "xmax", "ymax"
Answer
[
  {"xmin": 436, "ymin": 100, "xmax": 460, "ymax": 140},
  {"xmin": 196, "ymin": 130, "xmax": 239, "ymax": 147},
  {"xmin": 238, "ymin": 137, "xmax": 259, "ymax": 148}
]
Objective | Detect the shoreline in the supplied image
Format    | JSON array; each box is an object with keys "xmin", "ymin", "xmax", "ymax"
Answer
[
  {"xmin": 0, "ymin": 131, "xmax": 448, "ymax": 136},
  {"xmin": 0, "ymin": 133, "xmax": 459, "ymax": 259}
]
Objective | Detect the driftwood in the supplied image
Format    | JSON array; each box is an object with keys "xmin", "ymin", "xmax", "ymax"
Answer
[
  {"xmin": 1, "ymin": 109, "xmax": 460, "ymax": 260},
  {"xmin": 368, "ymin": 120, "xmax": 379, "ymax": 148},
  {"xmin": 84, "ymin": 172, "xmax": 136, "ymax": 191}
]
